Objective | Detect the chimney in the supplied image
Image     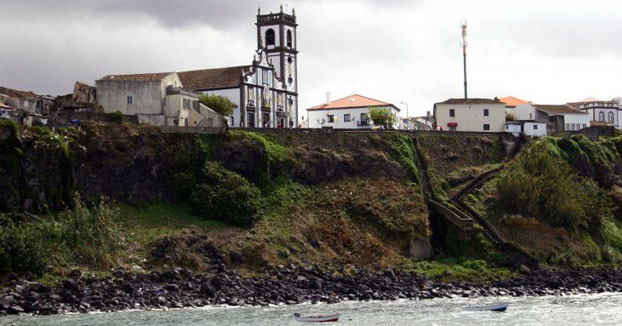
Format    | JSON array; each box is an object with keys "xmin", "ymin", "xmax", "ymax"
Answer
[{"xmin": 326, "ymin": 92, "xmax": 331, "ymax": 104}]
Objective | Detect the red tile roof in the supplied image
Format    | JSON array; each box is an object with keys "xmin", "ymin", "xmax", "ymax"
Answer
[
  {"xmin": 178, "ymin": 66, "xmax": 251, "ymax": 91},
  {"xmin": 499, "ymin": 96, "xmax": 528, "ymax": 107},
  {"xmin": 308, "ymin": 94, "xmax": 399, "ymax": 111},
  {"xmin": 532, "ymin": 104, "xmax": 587, "ymax": 115},
  {"xmin": 436, "ymin": 98, "xmax": 503, "ymax": 105},
  {"xmin": 98, "ymin": 72, "xmax": 174, "ymax": 82}
]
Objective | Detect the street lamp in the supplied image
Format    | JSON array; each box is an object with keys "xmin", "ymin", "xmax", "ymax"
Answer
[{"xmin": 400, "ymin": 102, "xmax": 409, "ymax": 130}]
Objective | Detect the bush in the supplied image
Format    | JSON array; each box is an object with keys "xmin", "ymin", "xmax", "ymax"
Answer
[
  {"xmin": 190, "ymin": 161, "xmax": 264, "ymax": 226},
  {"xmin": 57, "ymin": 194, "xmax": 122, "ymax": 266},
  {"xmin": 368, "ymin": 107, "xmax": 395, "ymax": 129},
  {"xmin": 199, "ymin": 94, "xmax": 235, "ymax": 116},
  {"xmin": 0, "ymin": 215, "xmax": 47, "ymax": 274},
  {"xmin": 497, "ymin": 142, "xmax": 589, "ymax": 229},
  {"xmin": 109, "ymin": 111, "xmax": 125, "ymax": 123}
]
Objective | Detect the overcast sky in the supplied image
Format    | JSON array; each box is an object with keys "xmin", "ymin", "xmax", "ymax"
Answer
[{"xmin": 1, "ymin": 0, "xmax": 621, "ymax": 117}]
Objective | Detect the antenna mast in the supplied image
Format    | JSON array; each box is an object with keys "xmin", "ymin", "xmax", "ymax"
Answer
[{"xmin": 461, "ymin": 22, "xmax": 468, "ymax": 99}]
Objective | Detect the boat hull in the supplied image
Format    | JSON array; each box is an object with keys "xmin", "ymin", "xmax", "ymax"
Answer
[
  {"xmin": 294, "ymin": 314, "xmax": 340, "ymax": 322},
  {"xmin": 465, "ymin": 304, "xmax": 508, "ymax": 312}
]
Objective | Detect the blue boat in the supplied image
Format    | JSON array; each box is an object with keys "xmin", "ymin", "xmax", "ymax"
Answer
[{"xmin": 465, "ymin": 303, "xmax": 508, "ymax": 312}]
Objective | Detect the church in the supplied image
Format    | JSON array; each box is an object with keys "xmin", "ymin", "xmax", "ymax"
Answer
[{"xmin": 178, "ymin": 6, "xmax": 299, "ymax": 128}]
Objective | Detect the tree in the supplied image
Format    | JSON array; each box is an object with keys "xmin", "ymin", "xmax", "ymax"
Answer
[
  {"xmin": 368, "ymin": 107, "xmax": 395, "ymax": 129},
  {"xmin": 198, "ymin": 94, "xmax": 235, "ymax": 116}
]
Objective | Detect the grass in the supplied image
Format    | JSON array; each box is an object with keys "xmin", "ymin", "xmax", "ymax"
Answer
[
  {"xmin": 231, "ymin": 131, "xmax": 291, "ymax": 164},
  {"xmin": 403, "ymin": 257, "xmax": 514, "ymax": 281},
  {"xmin": 118, "ymin": 202, "xmax": 226, "ymax": 244}
]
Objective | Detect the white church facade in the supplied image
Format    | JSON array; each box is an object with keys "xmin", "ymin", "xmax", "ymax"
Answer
[{"xmin": 178, "ymin": 7, "xmax": 299, "ymax": 128}]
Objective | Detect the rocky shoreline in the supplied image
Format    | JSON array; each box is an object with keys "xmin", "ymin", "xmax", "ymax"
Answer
[{"xmin": 2, "ymin": 266, "xmax": 622, "ymax": 316}]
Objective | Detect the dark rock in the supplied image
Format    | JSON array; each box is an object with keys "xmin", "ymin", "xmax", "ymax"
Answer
[
  {"xmin": 7, "ymin": 304, "xmax": 24, "ymax": 314},
  {"xmin": 229, "ymin": 252, "xmax": 243, "ymax": 266}
]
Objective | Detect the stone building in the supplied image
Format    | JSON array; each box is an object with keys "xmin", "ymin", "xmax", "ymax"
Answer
[{"xmin": 95, "ymin": 72, "xmax": 223, "ymax": 128}]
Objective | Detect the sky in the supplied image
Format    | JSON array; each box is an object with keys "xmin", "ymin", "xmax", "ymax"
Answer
[{"xmin": 1, "ymin": 0, "xmax": 621, "ymax": 117}]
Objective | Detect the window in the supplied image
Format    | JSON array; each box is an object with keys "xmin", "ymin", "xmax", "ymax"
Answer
[
  {"xmin": 533, "ymin": 124, "xmax": 538, "ymax": 130},
  {"xmin": 599, "ymin": 111, "xmax": 605, "ymax": 121},
  {"xmin": 287, "ymin": 30, "xmax": 293, "ymax": 48},
  {"xmin": 344, "ymin": 114, "xmax": 352, "ymax": 122},
  {"xmin": 529, "ymin": 113, "xmax": 533, "ymax": 119},
  {"xmin": 449, "ymin": 126, "xmax": 457, "ymax": 131},
  {"xmin": 262, "ymin": 69, "xmax": 269, "ymax": 85},
  {"xmin": 483, "ymin": 124, "xmax": 490, "ymax": 131},
  {"xmin": 127, "ymin": 96, "xmax": 133, "ymax": 104},
  {"xmin": 483, "ymin": 109, "xmax": 489, "ymax": 116},
  {"xmin": 361, "ymin": 113, "xmax": 368, "ymax": 122},
  {"xmin": 265, "ymin": 29, "xmax": 275, "ymax": 46},
  {"xmin": 327, "ymin": 115, "xmax": 335, "ymax": 123},
  {"xmin": 449, "ymin": 109, "xmax": 455, "ymax": 117},
  {"xmin": 609, "ymin": 111, "xmax": 615, "ymax": 124},
  {"xmin": 583, "ymin": 124, "xmax": 587, "ymax": 128},
  {"xmin": 230, "ymin": 116, "xmax": 234, "ymax": 127},
  {"xmin": 566, "ymin": 123, "xmax": 570, "ymax": 130},
  {"xmin": 247, "ymin": 87, "xmax": 255, "ymax": 105}
]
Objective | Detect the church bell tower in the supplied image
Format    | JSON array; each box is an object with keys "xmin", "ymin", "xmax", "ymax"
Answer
[{"xmin": 256, "ymin": 6, "xmax": 298, "ymax": 95}]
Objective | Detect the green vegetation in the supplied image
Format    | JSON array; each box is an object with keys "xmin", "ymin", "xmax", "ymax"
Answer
[
  {"xmin": 368, "ymin": 106, "xmax": 395, "ymax": 129},
  {"xmin": 497, "ymin": 141, "xmax": 611, "ymax": 230},
  {"xmin": 190, "ymin": 161, "xmax": 265, "ymax": 227},
  {"xmin": 404, "ymin": 257, "xmax": 513, "ymax": 281},
  {"xmin": 233, "ymin": 131, "xmax": 291, "ymax": 165},
  {"xmin": 389, "ymin": 134, "xmax": 421, "ymax": 187},
  {"xmin": 0, "ymin": 195, "xmax": 121, "ymax": 276},
  {"xmin": 109, "ymin": 111, "xmax": 125, "ymax": 123},
  {"xmin": 199, "ymin": 94, "xmax": 235, "ymax": 116}
]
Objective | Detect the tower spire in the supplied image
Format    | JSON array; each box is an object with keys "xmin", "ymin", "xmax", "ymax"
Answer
[{"xmin": 461, "ymin": 22, "xmax": 468, "ymax": 99}]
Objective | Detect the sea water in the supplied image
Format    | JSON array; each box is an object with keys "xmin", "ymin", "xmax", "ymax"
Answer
[{"xmin": 3, "ymin": 292, "xmax": 622, "ymax": 325}]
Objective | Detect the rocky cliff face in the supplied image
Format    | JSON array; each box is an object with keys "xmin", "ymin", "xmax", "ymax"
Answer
[{"xmin": 0, "ymin": 123, "xmax": 518, "ymax": 275}]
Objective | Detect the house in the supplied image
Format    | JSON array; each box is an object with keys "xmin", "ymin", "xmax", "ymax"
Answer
[
  {"xmin": 177, "ymin": 7, "xmax": 299, "ymax": 129},
  {"xmin": 500, "ymin": 96, "xmax": 528, "ymax": 119},
  {"xmin": 0, "ymin": 86, "xmax": 54, "ymax": 125},
  {"xmin": 503, "ymin": 101, "xmax": 547, "ymax": 136},
  {"xmin": 306, "ymin": 94, "xmax": 400, "ymax": 129},
  {"xmin": 95, "ymin": 72, "xmax": 223, "ymax": 128},
  {"xmin": 433, "ymin": 98, "xmax": 505, "ymax": 132},
  {"xmin": 531, "ymin": 104, "xmax": 590, "ymax": 134},
  {"xmin": 403, "ymin": 115, "xmax": 434, "ymax": 130},
  {"xmin": 567, "ymin": 99, "xmax": 621, "ymax": 129}
]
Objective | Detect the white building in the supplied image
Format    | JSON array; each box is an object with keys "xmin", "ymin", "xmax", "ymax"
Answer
[
  {"xmin": 306, "ymin": 94, "xmax": 400, "ymax": 129},
  {"xmin": 567, "ymin": 99, "xmax": 621, "ymax": 129},
  {"xmin": 178, "ymin": 7, "xmax": 298, "ymax": 129},
  {"xmin": 433, "ymin": 98, "xmax": 506, "ymax": 132},
  {"xmin": 531, "ymin": 104, "xmax": 590, "ymax": 134}
]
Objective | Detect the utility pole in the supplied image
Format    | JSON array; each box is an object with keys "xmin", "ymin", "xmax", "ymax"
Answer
[
  {"xmin": 400, "ymin": 102, "xmax": 409, "ymax": 130},
  {"xmin": 461, "ymin": 22, "xmax": 468, "ymax": 99}
]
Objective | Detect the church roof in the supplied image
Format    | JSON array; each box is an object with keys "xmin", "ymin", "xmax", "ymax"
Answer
[
  {"xmin": 178, "ymin": 66, "xmax": 252, "ymax": 91},
  {"xmin": 499, "ymin": 96, "xmax": 528, "ymax": 107},
  {"xmin": 98, "ymin": 72, "xmax": 174, "ymax": 82},
  {"xmin": 308, "ymin": 94, "xmax": 399, "ymax": 111}
]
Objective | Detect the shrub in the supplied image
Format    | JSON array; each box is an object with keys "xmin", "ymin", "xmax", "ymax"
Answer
[
  {"xmin": 368, "ymin": 107, "xmax": 395, "ymax": 129},
  {"xmin": 199, "ymin": 94, "xmax": 235, "ymax": 116},
  {"xmin": 57, "ymin": 195, "xmax": 122, "ymax": 266},
  {"xmin": 497, "ymin": 142, "xmax": 589, "ymax": 229},
  {"xmin": 0, "ymin": 214, "xmax": 47, "ymax": 275},
  {"xmin": 109, "ymin": 111, "xmax": 125, "ymax": 123},
  {"xmin": 190, "ymin": 161, "xmax": 264, "ymax": 226}
]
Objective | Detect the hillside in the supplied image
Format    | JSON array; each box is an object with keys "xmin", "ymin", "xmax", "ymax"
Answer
[{"xmin": 4, "ymin": 120, "xmax": 619, "ymax": 284}]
